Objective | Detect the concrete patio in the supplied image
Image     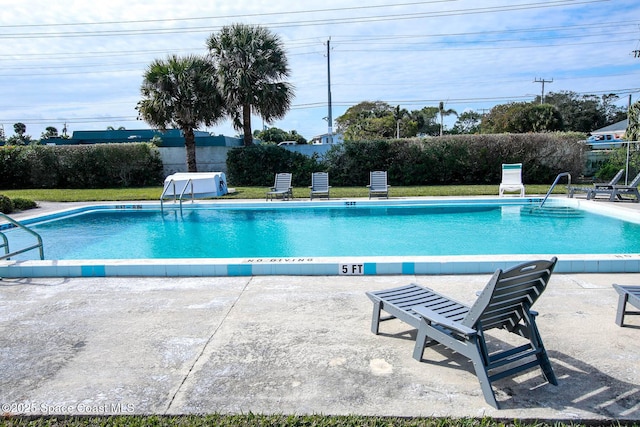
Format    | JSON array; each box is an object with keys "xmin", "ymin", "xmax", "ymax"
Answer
[{"xmin": 1, "ymin": 272, "xmax": 639, "ymax": 420}]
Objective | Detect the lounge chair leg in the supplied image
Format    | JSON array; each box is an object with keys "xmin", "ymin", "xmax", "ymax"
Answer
[
  {"xmin": 615, "ymin": 292, "xmax": 628, "ymax": 326},
  {"xmin": 412, "ymin": 319, "xmax": 429, "ymax": 361},
  {"xmin": 467, "ymin": 341, "xmax": 499, "ymax": 409},
  {"xmin": 371, "ymin": 302, "xmax": 382, "ymax": 334}
]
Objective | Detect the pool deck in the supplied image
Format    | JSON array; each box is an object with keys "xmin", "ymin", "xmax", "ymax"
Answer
[
  {"xmin": 1, "ymin": 273, "xmax": 639, "ymax": 420},
  {"xmin": 1, "ymin": 197, "xmax": 640, "ymax": 420}
]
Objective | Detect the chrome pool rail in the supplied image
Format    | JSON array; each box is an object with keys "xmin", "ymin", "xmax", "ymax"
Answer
[
  {"xmin": 0, "ymin": 212, "xmax": 44, "ymax": 260},
  {"xmin": 540, "ymin": 172, "xmax": 571, "ymax": 208}
]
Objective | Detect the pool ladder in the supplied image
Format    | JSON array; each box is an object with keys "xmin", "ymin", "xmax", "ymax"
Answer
[
  {"xmin": 160, "ymin": 178, "xmax": 196, "ymax": 214},
  {"xmin": 0, "ymin": 213, "xmax": 44, "ymax": 260},
  {"xmin": 539, "ymin": 172, "xmax": 571, "ymax": 208}
]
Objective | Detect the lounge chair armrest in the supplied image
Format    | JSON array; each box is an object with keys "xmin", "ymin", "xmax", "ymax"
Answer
[{"xmin": 412, "ymin": 305, "xmax": 477, "ymax": 337}]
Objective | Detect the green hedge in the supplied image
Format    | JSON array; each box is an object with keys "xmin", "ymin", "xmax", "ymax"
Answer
[
  {"xmin": 227, "ymin": 133, "xmax": 585, "ymax": 186},
  {"xmin": 226, "ymin": 144, "xmax": 320, "ymax": 187},
  {"xmin": 0, "ymin": 143, "xmax": 164, "ymax": 189}
]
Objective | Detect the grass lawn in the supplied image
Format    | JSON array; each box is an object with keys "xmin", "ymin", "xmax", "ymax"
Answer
[
  {"xmin": 1, "ymin": 184, "xmax": 568, "ymax": 203},
  {"xmin": 0, "ymin": 414, "xmax": 633, "ymax": 427}
]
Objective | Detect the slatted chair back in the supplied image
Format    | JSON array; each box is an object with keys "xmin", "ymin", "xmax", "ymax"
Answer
[
  {"xmin": 369, "ymin": 171, "xmax": 388, "ymax": 190},
  {"xmin": 462, "ymin": 257, "xmax": 557, "ymax": 332},
  {"xmin": 273, "ymin": 173, "xmax": 292, "ymax": 191},
  {"xmin": 311, "ymin": 172, "xmax": 329, "ymax": 191},
  {"xmin": 602, "ymin": 168, "xmax": 625, "ymax": 186},
  {"xmin": 627, "ymin": 171, "xmax": 640, "ymax": 188}
]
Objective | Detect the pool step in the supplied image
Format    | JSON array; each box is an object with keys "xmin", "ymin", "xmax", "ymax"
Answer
[{"xmin": 524, "ymin": 206, "xmax": 584, "ymax": 218}]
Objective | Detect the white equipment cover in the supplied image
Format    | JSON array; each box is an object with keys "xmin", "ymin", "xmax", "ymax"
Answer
[{"xmin": 163, "ymin": 172, "xmax": 228, "ymax": 197}]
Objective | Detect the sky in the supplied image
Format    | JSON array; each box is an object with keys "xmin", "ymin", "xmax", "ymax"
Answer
[{"xmin": 1, "ymin": 0, "xmax": 639, "ymax": 141}]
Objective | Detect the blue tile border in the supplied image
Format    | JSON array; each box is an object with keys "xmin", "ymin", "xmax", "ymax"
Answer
[
  {"xmin": 1, "ymin": 254, "xmax": 640, "ymax": 278},
  {"xmin": 402, "ymin": 262, "xmax": 415, "ymax": 275},
  {"xmin": 81, "ymin": 265, "xmax": 106, "ymax": 277}
]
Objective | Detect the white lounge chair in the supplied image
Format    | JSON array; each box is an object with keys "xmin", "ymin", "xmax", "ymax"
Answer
[{"xmin": 499, "ymin": 163, "xmax": 525, "ymax": 197}]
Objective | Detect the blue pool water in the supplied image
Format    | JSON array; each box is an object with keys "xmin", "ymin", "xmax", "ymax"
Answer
[{"xmin": 7, "ymin": 202, "xmax": 640, "ymax": 260}]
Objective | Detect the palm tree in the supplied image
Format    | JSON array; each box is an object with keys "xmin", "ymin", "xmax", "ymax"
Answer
[
  {"xmin": 207, "ymin": 23, "xmax": 294, "ymax": 146},
  {"xmin": 13, "ymin": 122, "xmax": 26, "ymax": 137},
  {"xmin": 394, "ymin": 105, "xmax": 409, "ymax": 138},
  {"xmin": 137, "ymin": 54, "xmax": 224, "ymax": 172},
  {"xmin": 41, "ymin": 126, "xmax": 58, "ymax": 139},
  {"xmin": 438, "ymin": 101, "xmax": 458, "ymax": 136}
]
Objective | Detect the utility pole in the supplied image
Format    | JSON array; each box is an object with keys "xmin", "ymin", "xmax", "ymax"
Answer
[
  {"xmin": 534, "ymin": 78, "xmax": 553, "ymax": 104},
  {"xmin": 326, "ymin": 38, "xmax": 333, "ymax": 144}
]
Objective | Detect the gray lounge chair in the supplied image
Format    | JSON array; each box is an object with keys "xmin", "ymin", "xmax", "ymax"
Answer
[
  {"xmin": 366, "ymin": 257, "xmax": 558, "ymax": 408},
  {"xmin": 568, "ymin": 168, "xmax": 624, "ymax": 198},
  {"xmin": 587, "ymin": 171, "xmax": 640, "ymax": 202},
  {"xmin": 613, "ymin": 284, "xmax": 640, "ymax": 327},
  {"xmin": 266, "ymin": 173, "xmax": 293, "ymax": 201},
  {"xmin": 309, "ymin": 172, "xmax": 330, "ymax": 200},
  {"xmin": 367, "ymin": 171, "xmax": 390, "ymax": 198}
]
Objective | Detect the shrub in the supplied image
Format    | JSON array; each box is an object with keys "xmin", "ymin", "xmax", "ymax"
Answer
[
  {"xmin": 12, "ymin": 197, "xmax": 37, "ymax": 211},
  {"xmin": 227, "ymin": 133, "xmax": 585, "ymax": 187},
  {"xmin": 596, "ymin": 144, "xmax": 640, "ymax": 182},
  {"xmin": 0, "ymin": 143, "xmax": 164, "ymax": 189},
  {"xmin": 0, "ymin": 194, "xmax": 14, "ymax": 214},
  {"xmin": 226, "ymin": 145, "xmax": 320, "ymax": 186}
]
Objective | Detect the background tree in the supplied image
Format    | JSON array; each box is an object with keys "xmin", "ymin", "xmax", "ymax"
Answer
[
  {"xmin": 13, "ymin": 122, "xmax": 26, "ymax": 137},
  {"xmin": 451, "ymin": 111, "xmax": 482, "ymax": 134},
  {"xmin": 536, "ymin": 91, "xmax": 626, "ymax": 132},
  {"xmin": 626, "ymin": 100, "xmax": 640, "ymax": 141},
  {"xmin": 410, "ymin": 106, "xmax": 440, "ymax": 136},
  {"xmin": 137, "ymin": 54, "xmax": 224, "ymax": 172},
  {"xmin": 336, "ymin": 102, "xmax": 450, "ymax": 139},
  {"xmin": 482, "ymin": 102, "xmax": 563, "ymax": 133},
  {"xmin": 7, "ymin": 122, "xmax": 31, "ymax": 145},
  {"xmin": 438, "ymin": 101, "xmax": 457, "ymax": 136},
  {"xmin": 394, "ymin": 105, "xmax": 410, "ymax": 138},
  {"xmin": 253, "ymin": 126, "xmax": 307, "ymax": 144},
  {"xmin": 41, "ymin": 126, "xmax": 58, "ymax": 139},
  {"xmin": 335, "ymin": 101, "xmax": 393, "ymax": 140},
  {"xmin": 207, "ymin": 23, "xmax": 294, "ymax": 147}
]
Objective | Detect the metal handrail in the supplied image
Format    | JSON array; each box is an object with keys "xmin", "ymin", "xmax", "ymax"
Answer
[
  {"xmin": 0, "ymin": 213, "xmax": 44, "ymax": 260},
  {"xmin": 177, "ymin": 179, "xmax": 195, "ymax": 214},
  {"xmin": 160, "ymin": 178, "xmax": 195, "ymax": 214},
  {"xmin": 540, "ymin": 172, "xmax": 571, "ymax": 208}
]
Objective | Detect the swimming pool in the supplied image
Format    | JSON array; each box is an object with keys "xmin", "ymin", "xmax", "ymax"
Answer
[{"xmin": 1, "ymin": 197, "xmax": 639, "ymax": 277}]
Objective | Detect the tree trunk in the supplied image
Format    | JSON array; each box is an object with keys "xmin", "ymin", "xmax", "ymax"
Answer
[
  {"xmin": 183, "ymin": 127, "xmax": 198, "ymax": 172},
  {"xmin": 242, "ymin": 103, "xmax": 253, "ymax": 146}
]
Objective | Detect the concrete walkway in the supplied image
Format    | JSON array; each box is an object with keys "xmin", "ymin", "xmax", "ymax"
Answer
[{"xmin": 1, "ymin": 273, "xmax": 639, "ymax": 420}]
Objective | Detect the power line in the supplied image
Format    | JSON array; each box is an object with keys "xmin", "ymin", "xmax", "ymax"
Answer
[{"xmin": 0, "ymin": 0, "xmax": 609, "ymax": 39}]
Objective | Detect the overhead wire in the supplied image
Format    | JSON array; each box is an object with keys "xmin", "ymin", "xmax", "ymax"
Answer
[{"xmin": 0, "ymin": 0, "xmax": 635, "ymax": 132}]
